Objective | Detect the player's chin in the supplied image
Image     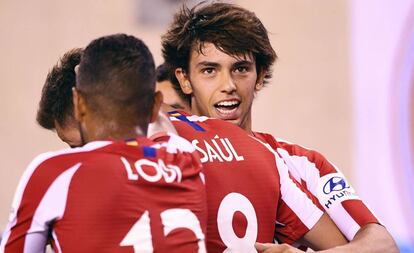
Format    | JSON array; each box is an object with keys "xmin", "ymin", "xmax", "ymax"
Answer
[
  {"xmin": 213, "ymin": 112, "xmax": 241, "ymax": 126},
  {"xmin": 226, "ymin": 118, "xmax": 243, "ymax": 127}
]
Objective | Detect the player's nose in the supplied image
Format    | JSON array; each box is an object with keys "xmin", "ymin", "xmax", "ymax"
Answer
[{"xmin": 219, "ymin": 72, "xmax": 236, "ymax": 93}]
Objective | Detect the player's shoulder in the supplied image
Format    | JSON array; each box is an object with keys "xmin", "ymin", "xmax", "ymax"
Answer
[
  {"xmin": 150, "ymin": 132, "xmax": 196, "ymax": 154},
  {"xmin": 28, "ymin": 141, "xmax": 112, "ymax": 171},
  {"xmin": 13, "ymin": 141, "xmax": 113, "ymax": 205},
  {"xmin": 254, "ymin": 131, "xmax": 341, "ymax": 176},
  {"xmin": 254, "ymin": 131, "xmax": 327, "ymax": 160}
]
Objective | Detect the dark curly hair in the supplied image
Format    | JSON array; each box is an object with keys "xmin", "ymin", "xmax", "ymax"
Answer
[
  {"xmin": 161, "ymin": 1, "xmax": 277, "ymax": 104},
  {"xmin": 36, "ymin": 48, "xmax": 82, "ymax": 130}
]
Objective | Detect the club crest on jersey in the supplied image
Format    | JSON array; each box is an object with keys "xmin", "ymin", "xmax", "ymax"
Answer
[
  {"xmin": 317, "ymin": 173, "xmax": 359, "ymax": 209},
  {"xmin": 192, "ymin": 135, "xmax": 244, "ymax": 163}
]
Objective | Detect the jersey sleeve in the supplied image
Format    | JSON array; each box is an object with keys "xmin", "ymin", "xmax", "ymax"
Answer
[
  {"xmin": 256, "ymin": 132, "xmax": 380, "ymax": 241},
  {"xmin": 251, "ymin": 137, "xmax": 324, "ymax": 244},
  {"xmin": 273, "ymin": 170, "xmax": 324, "ymax": 244},
  {"xmin": 0, "ymin": 153, "xmax": 81, "ymax": 253}
]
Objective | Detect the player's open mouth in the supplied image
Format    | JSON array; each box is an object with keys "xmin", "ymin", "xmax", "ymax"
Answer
[{"xmin": 214, "ymin": 100, "xmax": 240, "ymax": 118}]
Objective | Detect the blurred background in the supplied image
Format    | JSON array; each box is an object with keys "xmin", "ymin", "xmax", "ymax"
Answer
[{"xmin": 0, "ymin": 0, "xmax": 413, "ymax": 251}]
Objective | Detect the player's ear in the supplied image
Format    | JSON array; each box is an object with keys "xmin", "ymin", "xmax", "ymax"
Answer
[
  {"xmin": 150, "ymin": 91, "xmax": 163, "ymax": 123},
  {"xmin": 72, "ymin": 87, "xmax": 87, "ymax": 122},
  {"xmin": 175, "ymin": 68, "xmax": 193, "ymax": 94},
  {"xmin": 255, "ymin": 70, "xmax": 265, "ymax": 91}
]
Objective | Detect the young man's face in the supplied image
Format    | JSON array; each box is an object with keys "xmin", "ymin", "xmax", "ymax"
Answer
[{"xmin": 178, "ymin": 42, "xmax": 263, "ymax": 132}]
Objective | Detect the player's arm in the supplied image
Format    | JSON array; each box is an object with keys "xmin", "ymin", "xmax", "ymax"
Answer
[
  {"xmin": 315, "ymin": 223, "xmax": 399, "ymax": 253},
  {"xmin": 1, "ymin": 226, "xmax": 48, "ymax": 253},
  {"xmin": 299, "ymin": 212, "xmax": 348, "ymax": 249},
  {"xmin": 258, "ymin": 139, "xmax": 348, "ymax": 250},
  {"xmin": 0, "ymin": 153, "xmax": 71, "ymax": 253},
  {"xmin": 0, "ymin": 168, "xmax": 49, "ymax": 253},
  {"xmin": 276, "ymin": 140, "xmax": 399, "ymax": 253},
  {"xmin": 309, "ymin": 160, "xmax": 399, "ymax": 252},
  {"xmin": 255, "ymin": 213, "xmax": 348, "ymax": 253},
  {"xmin": 256, "ymin": 222, "xmax": 399, "ymax": 253}
]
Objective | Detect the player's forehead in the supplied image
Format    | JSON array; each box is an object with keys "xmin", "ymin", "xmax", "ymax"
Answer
[
  {"xmin": 156, "ymin": 81, "xmax": 180, "ymax": 101},
  {"xmin": 156, "ymin": 80, "xmax": 174, "ymax": 91},
  {"xmin": 189, "ymin": 42, "xmax": 255, "ymax": 68}
]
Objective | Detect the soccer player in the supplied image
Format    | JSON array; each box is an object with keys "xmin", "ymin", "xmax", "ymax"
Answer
[
  {"xmin": 161, "ymin": 2, "xmax": 399, "ymax": 253},
  {"xmin": 34, "ymin": 49, "xmax": 350, "ymax": 252},
  {"xmin": 36, "ymin": 48, "xmax": 83, "ymax": 148},
  {"xmin": 156, "ymin": 63, "xmax": 190, "ymax": 111},
  {"xmin": 1, "ymin": 34, "xmax": 208, "ymax": 252},
  {"xmin": 151, "ymin": 109, "xmax": 349, "ymax": 252}
]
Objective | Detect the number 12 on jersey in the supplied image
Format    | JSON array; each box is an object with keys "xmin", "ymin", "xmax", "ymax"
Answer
[{"xmin": 120, "ymin": 208, "xmax": 206, "ymax": 253}]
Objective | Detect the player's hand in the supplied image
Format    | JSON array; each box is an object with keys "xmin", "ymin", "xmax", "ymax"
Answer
[{"xmin": 255, "ymin": 242, "xmax": 306, "ymax": 253}]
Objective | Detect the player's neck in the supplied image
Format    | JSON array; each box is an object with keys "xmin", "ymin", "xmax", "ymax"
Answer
[
  {"xmin": 85, "ymin": 124, "xmax": 146, "ymax": 143},
  {"xmin": 239, "ymin": 114, "xmax": 253, "ymax": 135}
]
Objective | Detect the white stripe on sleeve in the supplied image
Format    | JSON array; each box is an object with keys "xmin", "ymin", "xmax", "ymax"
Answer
[
  {"xmin": 23, "ymin": 163, "xmax": 81, "ymax": 253},
  {"xmin": 251, "ymin": 137, "xmax": 323, "ymax": 229}
]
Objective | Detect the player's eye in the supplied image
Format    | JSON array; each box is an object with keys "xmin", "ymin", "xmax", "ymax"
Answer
[
  {"xmin": 234, "ymin": 66, "xmax": 249, "ymax": 73},
  {"xmin": 201, "ymin": 68, "xmax": 215, "ymax": 75}
]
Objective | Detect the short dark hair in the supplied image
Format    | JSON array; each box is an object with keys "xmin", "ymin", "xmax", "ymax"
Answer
[
  {"xmin": 77, "ymin": 34, "xmax": 156, "ymax": 131},
  {"xmin": 156, "ymin": 62, "xmax": 172, "ymax": 83},
  {"xmin": 161, "ymin": 2, "xmax": 277, "ymax": 103},
  {"xmin": 155, "ymin": 62, "xmax": 184, "ymax": 96},
  {"xmin": 37, "ymin": 48, "xmax": 82, "ymax": 130}
]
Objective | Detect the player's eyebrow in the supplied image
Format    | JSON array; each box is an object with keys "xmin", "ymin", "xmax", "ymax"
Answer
[
  {"xmin": 195, "ymin": 61, "xmax": 220, "ymax": 69},
  {"xmin": 233, "ymin": 60, "xmax": 254, "ymax": 67}
]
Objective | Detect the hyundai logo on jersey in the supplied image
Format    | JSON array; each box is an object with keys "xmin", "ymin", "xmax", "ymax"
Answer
[
  {"xmin": 317, "ymin": 173, "xmax": 359, "ymax": 210},
  {"xmin": 322, "ymin": 176, "xmax": 350, "ymax": 194}
]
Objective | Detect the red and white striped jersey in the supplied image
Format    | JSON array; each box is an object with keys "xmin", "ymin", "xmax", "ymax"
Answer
[
  {"xmin": 164, "ymin": 111, "xmax": 324, "ymax": 253},
  {"xmin": 253, "ymin": 132, "xmax": 380, "ymax": 241},
  {"xmin": 1, "ymin": 134, "xmax": 207, "ymax": 253}
]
